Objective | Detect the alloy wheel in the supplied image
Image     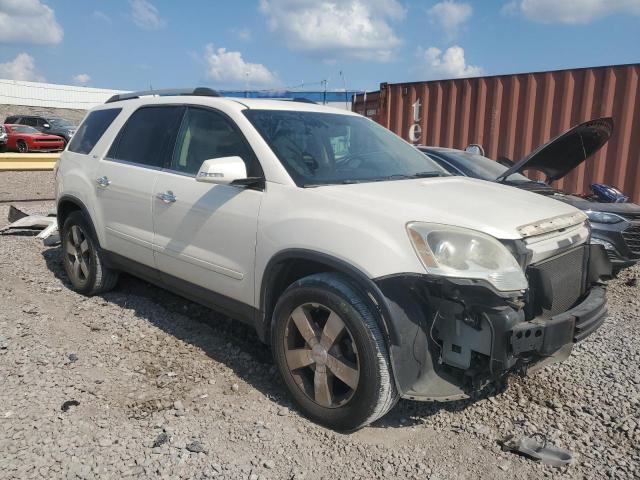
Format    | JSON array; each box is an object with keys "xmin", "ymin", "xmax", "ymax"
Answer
[
  {"xmin": 17, "ymin": 141, "xmax": 27, "ymax": 153},
  {"xmin": 283, "ymin": 303, "xmax": 360, "ymax": 408},
  {"xmin": 65, "ymin": 225, "xmax": 91, "ymax": 284}
]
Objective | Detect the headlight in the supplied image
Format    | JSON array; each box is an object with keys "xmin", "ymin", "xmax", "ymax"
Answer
[
  {"xmin": 585, "ymin": 210, "xmax": 624, "ymax": 224},
  {"xmin": 407, "ymin": 222, "xmax": 528, "ymax": 291}
]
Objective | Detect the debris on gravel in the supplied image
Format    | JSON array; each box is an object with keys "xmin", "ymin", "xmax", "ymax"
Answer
[{"xmin": 1, "ymin": 197, "xmax": 639, "ymax": 479}]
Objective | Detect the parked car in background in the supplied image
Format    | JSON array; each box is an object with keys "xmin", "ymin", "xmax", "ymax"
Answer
[
  {"xmin": 56, "ymin": 88, "xmax": 610, "ymax": 431},
  {"xmin": 5, "ymin": 114, "xmax": 77, "ymax": 144},
  {"xmin": 4, "ymin": 124, "xmax": 65, "ymax": 153},
  {"xmin": 419, "ymin": 117, "xmax": 640, "ymax": 274},
  {"xmin": 0, "ymin": 125, "xmax": 7, "ymax": 152}
]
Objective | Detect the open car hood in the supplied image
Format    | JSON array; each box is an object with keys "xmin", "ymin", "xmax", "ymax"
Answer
[{"xmin": 496, "ymin": 117, "xmax": 613, "ymax": 183}]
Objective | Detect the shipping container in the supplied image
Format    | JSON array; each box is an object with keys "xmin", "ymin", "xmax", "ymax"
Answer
[{"xmin": 354, "ymin": 64, "xmax": 640, "ymax": 202}]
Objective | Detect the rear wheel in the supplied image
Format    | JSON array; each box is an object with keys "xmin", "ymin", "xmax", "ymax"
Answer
[
  {"xmin": 272, "ymin": 273, "xmax": 398, "ymax": 431},
  {"xmin": 16, "ymin": 140, "xmax": 28, "ymax": 153},
  {"xmin": 61, "ymin": 211, "xmax": 119, "ymax": 295}
]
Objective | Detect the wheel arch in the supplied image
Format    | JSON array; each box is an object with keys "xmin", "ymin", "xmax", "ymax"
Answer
[
  {"xmin": 258, "ymin": 249, "xmax": 400, "ymax": 348},
  {"xmin": 57, "ymin": 195, "xmax": 99, "ymax": 245}
]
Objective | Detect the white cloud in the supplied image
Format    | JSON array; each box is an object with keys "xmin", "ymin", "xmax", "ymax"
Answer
[
  {"xmin": 428, "ymin": 1, "xmax": 472, "ymax": 38},
  {"xmin": 259, "ymin": 0, "xmax": 405, "ymax": 60},
  {"xmin": 502, "ymin": 0, "xmax": 640, "ymax": 24},
  {"xmin": 72, "ymin": 74, "xmax": 91, "ymax": 86},
  {"xmin": 0, "ymin": 0, "xmax": 63, "ymax": 45},
  {"xmin": 0, "ymin": 53, "xmax": 44, "ymax": 81},
  {"xmin": 416, "ymin": 45, "xmax": 483, "ymax": 79},
  {"xmin": 130, "ymin": 0, "xmax": 165, "ymax": 30},
  {"xmin": 203, "ymin": 44, "xmax": 277, "ymax": 86}
]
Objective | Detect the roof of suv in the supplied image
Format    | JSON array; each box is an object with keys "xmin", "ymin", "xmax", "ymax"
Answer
[{"xmin": 95, "ymin": 94, "xmax": 359, "ymax": 116}]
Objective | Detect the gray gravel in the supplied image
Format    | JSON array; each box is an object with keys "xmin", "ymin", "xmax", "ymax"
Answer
[
  {"xmin": 0, "ymin": 199, "xmax": 638, "ymax": 480},
  {"xmin": 0, "ymin": 171, "xmax": 55, "ymax": 203}
]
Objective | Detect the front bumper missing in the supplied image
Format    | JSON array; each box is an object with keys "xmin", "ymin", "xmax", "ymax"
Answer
[{"xmin": 373, "ymin": 246, "xmax": 611, "ymax": 402}]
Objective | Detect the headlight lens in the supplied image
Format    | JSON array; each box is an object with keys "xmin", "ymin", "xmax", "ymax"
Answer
[
  {"xmin": 407, "ymin": 222, "xmax": 528, "ymax": 291},
  {"xmin": 585, "ymin": 210, "xmax": 624, "ymax": 224}
]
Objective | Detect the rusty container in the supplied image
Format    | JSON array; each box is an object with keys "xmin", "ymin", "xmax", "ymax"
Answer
[{"xmin": 354, "ymin": 64, "xmax": 640, "ymax": 202}]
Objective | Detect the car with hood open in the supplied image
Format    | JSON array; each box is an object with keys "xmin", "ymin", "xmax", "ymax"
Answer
[
  {"xmin": 420, "ymin": 117, "xmax": 640, "ymax": 274},
  {"xmin": 55, "ymin": 88, "xmax": 611, "ymax": 431}
]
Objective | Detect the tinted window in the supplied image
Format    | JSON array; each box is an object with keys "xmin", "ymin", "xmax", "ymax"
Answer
[
  {"xmin": 245, "ymin": 110, "xmax": 445, "ymax": 186},
  {"xmin": 22, "ymin": 117, "xmax": 37, "ymax": 127},
  {"xmin": 108, "ymin": 106, "xmax": 182, "ymax": 168},
  {"xmin": 428, "ymin": 150, "xmax": 530, "ymax": 183},
  {"xmin": 171, "ymin": 107, "xmax": 259, "ymax": 176},
  {"xmin": 5, "ymin": 116, "xmax": 18, "ymax": 123},
  {"xmin": 68, "ymin": 108, "xmax": 121, "ymax": 154},
  {"xmin": 10, "ymin": 125, "xmax": 38, "ymax": 134}
]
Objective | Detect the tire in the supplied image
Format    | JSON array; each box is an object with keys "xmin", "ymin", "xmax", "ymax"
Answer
[
  {"xmin": 271, "ymin": 273, "xmax": 398, "ymax": 431},
  {"xmin": 17, "ymin": 140, "xmax": 28, "ymax": 153},
  {"xmin": 61, "ymin": 211, "xmax": 119, "ymax": 295}
]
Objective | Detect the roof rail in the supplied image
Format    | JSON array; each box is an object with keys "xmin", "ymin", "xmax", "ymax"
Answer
[
  {"xmin": 105, "ymin": 87, "xmax": 220, "ymax": 104},
  {"xmin": 290, "ymin": 97, "xmax": 317, "ymax": 104}
]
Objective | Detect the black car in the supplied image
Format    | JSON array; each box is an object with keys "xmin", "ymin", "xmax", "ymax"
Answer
[
  {"xmin": 4, "ymin": 114, "xmax": 77, "ymax": 144},
  {"xmin": 419, "ymin": 118, "xmax": 640, "ymax": 274}
]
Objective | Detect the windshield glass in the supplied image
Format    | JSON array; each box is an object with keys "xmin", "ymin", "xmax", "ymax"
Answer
[
  {"xmin": 429, "ymin": 149, "xmax": 532, "ymax": 183},
  {"xmin": 10, "ymin": 125, "xmax": 39, "ymax": 134},
  {"xmin": 244, "ymin": 110, "xmax": 447, "ymax": 186},
  {"xmin": 49, "ymin": 118, "xmax": 74, "ymax": 127}
]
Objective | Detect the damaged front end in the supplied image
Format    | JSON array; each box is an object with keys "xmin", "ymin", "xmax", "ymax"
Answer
[{"xmin": 375, "ymin": 230, "xmax": 611, "ymax": 402}]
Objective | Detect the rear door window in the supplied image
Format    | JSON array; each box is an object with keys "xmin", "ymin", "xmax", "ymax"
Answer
[
  {"xmin": 22, "ymin": 117, "xmax": 37, "ymax": 127},
  {"xmin": 107, "ymin": 106, "xmax": 183, "ymax": 168},
  {"xmin": 68, "ymin": 108, "xmax": 122, "ymax": 154}
]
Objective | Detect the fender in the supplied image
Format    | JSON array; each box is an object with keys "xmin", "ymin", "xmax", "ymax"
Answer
[
  {"xmin": 259, "ymin": 248, "xmax": 401, "ymax": 346},
  {"xmin": 56, "ymin": 194, "xmax": 100, "ymax": 245}
]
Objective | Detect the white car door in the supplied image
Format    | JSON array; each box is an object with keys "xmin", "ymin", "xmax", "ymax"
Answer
[
  {"xmin": 152, "ymin": 106, "xmax": 264, "ymax": 314},
  {"xmin": 94, "ymin": 105, "xmax": 184, "ymax": 268}
]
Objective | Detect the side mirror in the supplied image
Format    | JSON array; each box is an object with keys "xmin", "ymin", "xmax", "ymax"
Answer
[
  {"xmin": 196, "ymin": 156, "xmax": 247, "ymax": 185},
  {"xmin": 43, "ymin": 123, "xmax": 50, "ymax": 129},
  {"xmin": 465, "ymin": 144, "xmax": 485, "ymax": 156}
]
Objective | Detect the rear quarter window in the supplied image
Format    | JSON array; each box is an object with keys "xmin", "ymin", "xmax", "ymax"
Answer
[{"xmin": 68, "ymin": 108, "xmax": 121, "ymax": 155}]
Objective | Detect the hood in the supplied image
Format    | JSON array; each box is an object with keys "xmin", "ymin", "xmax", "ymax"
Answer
[
  {"xmin": 549, "ymin": 192, "xmax": 640, "ymax": 216},
  {"xmin": 496, "ymin": 117, "xmax": 613, "ymax": 183},
  {"xmin": 311, "ymin": 176, "xmax": 584, "ymax": 240}
]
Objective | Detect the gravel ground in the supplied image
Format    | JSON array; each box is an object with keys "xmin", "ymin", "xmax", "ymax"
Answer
[
  {"xmin": 0, "ymin": 171, "xmax": 55, "ymax": 203},
  {"xmin": 0, "ymin": 198, "xmax": 638, "ymax": 480}
]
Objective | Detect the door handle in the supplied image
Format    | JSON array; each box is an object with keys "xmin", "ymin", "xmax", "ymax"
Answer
[
  {"xmin": 96, "ymin": 176, "xmax": 111, "ymax": 188},
  {"xmin": 156, "ymin": 190, "xmax": 176, "ymax": 203}
]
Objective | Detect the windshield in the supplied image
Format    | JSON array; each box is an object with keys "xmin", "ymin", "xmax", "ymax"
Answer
[
  {"xmin": 428, "ymin": 149, "xmax": 532, "ymax": 183},
  {"xmin": 49, "ymin": 118, "xmax": 74, "ymax": 127},
  {"xmin": 244, "ymin": 110, "xmax": 447, "ymax": 186},
  {"xmin": 10, "ymin": 125, "xmax": 39, "ymax": 134}
]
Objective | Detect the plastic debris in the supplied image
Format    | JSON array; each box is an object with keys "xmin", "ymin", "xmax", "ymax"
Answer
[
  {"xmin": 1, "ymin": 205, "xmax": 58, "ymax": 240},
  {"xmin": 500, "ymin": 434, "xmax": 573, "ymax": 467}
]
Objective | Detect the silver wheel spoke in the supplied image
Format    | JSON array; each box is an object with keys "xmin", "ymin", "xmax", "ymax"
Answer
[
  {"xmin": 326, "ymin": 355, "xmax": 359, "ymax": 390},
  {"xmin": 71, "ymin": 226, "xmax": 81, "ymax": 246},
  {"xmin": 290, "ymin": 306, "xmax": 317, "ymax": 345},
  {"xmin": 320, "ymin": 312, "xmax": 345, "ymax": 349},
  {"xmin": 79, "ymin": 258, "xmax": 89, "ymax": 278},
  {"xmin": 286, "ymin": 348, "xmax": 313, "ymax": 370},
  {"xmin": 72, "ymin": 258, "xmax": 81, "ymax": 279},
  {"xmin": 79, "ymin": 239, "xmax": 89, "ymax": 254},
  {"xmin": 313, "ymin": 366, "xmax": 332, "ymax": 407},
  {"xmin": 65, "ymin": 242, "xmax": 76, "ymax": 256}
]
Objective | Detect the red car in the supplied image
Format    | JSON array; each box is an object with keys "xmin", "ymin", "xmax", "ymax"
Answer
[{"xmin": 4, "ymin": 124, "xmax": 65, "ymax": 153}]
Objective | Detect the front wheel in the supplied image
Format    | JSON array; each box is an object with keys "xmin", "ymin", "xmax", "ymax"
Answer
[
  {"xmin": 16, "ymin": 140, "xmax": 28, "ymax": 153},
  {"xmin": 272, "ymin": 273, "xmax": 398, "ymax": 431}
]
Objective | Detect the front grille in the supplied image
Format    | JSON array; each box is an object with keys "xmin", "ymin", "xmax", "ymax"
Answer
[
  {"xmin": 527, "ymin": 246, "xmax": 586, "ymax": 316},
  {"xmin": 622, "ymin": 224, "xmax": 640, "ymax": 254}
]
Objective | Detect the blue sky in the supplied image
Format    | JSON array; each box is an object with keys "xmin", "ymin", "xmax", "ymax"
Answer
[{"xmin": 0, "ymin": 0, "xmax": 638, "ymax": 92}]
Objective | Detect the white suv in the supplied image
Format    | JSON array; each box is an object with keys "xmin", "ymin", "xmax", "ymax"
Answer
[{"xmin": 56, "ymin": 88, "xmax": 610, "ymax": 431}]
